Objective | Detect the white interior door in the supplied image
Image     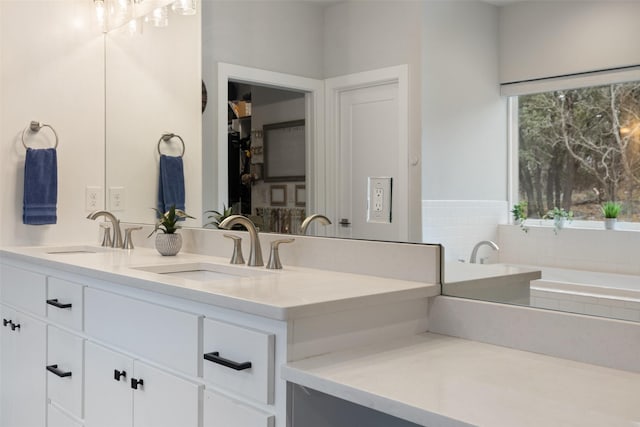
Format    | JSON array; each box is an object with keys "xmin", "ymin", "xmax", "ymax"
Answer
[{"xmin": 326, "ymin": 66, "xmax": 408, "ymax": 241}]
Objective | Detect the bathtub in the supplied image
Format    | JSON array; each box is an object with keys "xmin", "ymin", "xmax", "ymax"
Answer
[{"xmin": 529, "ymin": 266, "xmax": 640, "ymax": 322}]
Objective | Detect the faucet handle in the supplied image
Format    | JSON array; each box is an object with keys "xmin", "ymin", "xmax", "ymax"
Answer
[
  {"xmin": 123, "ymin": 226, "xmax": 143, "ymax": 250},
  {"xmin": 266, "ymin": 238, "xmax": 295, "ymax": 270},
  {"xmin": 223, "ymin": 234, "xmax": 245, "ymax": 265},
  {"xmin": 100, "ymin": 223, "xmax": 113, "ymax": 247}
]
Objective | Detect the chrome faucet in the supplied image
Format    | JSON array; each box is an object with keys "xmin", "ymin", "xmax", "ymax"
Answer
[
  {"xmin": 299, "ymin": 214, "xmax": 332, "ymax": 235},
  {"xmin": 87, "ymin": 210, "xmax": 123, "ymax": 248},
  {"xmin": 470, "ymin": 240, "xmax": 499, "ymax": 264},
  {"xmin": 218, "ymin": 215, "xmax": 264, "ymax": 267}
]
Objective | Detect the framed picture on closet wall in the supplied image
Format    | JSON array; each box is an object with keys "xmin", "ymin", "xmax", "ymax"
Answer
[
  {"xmin": 270, "ymin": 185, "xmax": 287, "ymax": 206},
  {"xmin": 263, "ymin": 120, "xmax": 305, "ymax": 182}
]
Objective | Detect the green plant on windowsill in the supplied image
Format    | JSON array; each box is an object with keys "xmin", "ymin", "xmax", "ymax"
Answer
[
  {"xmin": 204, "ymin": 205, "xmax": 234, "ymax": 229},
  {"xmin": 543, "ymin": 207, "xmax": 573, "ymax": 235},
  {"xmin": 511, "ymin": 200, "xmax": 529, "ymax": 233},
  {"xmin": 601, "ymin": 201, "xmax": 622, "ymax": 230}
]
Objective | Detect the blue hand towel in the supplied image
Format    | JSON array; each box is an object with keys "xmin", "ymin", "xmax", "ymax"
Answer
[
  {"xmin": 23, "ymin": 148, "xmax": 58, "ymax": 225},
  {"xmin": 157, "ymin": 154, "xmax": 186, "ymax": 216}
]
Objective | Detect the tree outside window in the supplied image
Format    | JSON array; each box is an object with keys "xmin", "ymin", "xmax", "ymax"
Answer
[{"xmin": 518, "ymin": 81, "xmax": 640, "ymax": 221}]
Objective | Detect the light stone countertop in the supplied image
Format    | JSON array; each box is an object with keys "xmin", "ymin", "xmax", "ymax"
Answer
[
  {"xmin": 0, "ymin": 245, "xmax": 440, "ymax": 320},
  {"xmin": 283, "ymin": 332, "xmax": 640, "ymax": 427},
  {"xmin": 444, "ymin": 262, "xmax": 541, "ymax": 285}
]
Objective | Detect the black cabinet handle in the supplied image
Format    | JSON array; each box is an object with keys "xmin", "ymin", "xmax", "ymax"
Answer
[
  {"xmin": 47, "ymin": 299, "xmax": 72, "ymax": 309},
  {"xmin": 10, "ymin": 322, "xmax": 20, "ymax": 331},
  {"xmin": 114, "ymin": 369, "xmax": 127, "ymax": 381},
  {"xmin": 46, "ymin": 364, "xmax": 72, "ymax": 378},
  {"xmin": 131, "ymin": 378, "xmax": 144, "ymax": 390},
  {"xmin": 204, "ymin": 352, "xmax": 252, "ymax": 371},
  {"xmin": 2, "ymin": 318, "xmax": 11, "ymax": 327}
]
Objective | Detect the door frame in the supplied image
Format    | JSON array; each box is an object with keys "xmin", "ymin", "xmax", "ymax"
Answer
[
  {"xmin": 217, "ymin": 63, "xmax": 324, "ymax": 216},
  {"xmin": 325, "ymin": 65, "xmax": 409, "ymax": 240}
]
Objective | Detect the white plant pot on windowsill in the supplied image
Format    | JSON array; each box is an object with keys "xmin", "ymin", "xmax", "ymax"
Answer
[{"xmin": 604, "ymin": 218, "xmax": 617, "ymax": 230}]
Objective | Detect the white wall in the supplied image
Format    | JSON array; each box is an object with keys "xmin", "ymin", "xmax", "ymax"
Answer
[
  {"xmin": 0, "ymin": 1, "xmax": 104, "ymax": 247},
  {"xmin": 499, "ymin": 1, "xmax": 640, "ymax": 84},
  {"xmin": 420, "ymin": 1, "xmax": 507, "ymax": 254},
  {"xmin": 105, "ymin": 8, "xmax": 201, "ymax": 226}
]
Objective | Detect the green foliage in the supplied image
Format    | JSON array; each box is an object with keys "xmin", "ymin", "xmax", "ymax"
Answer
[
  {"xmin": 204, "ymin": 205, "xmax": 233, "ymax": 229},
  {"xmin": 518, "ymin": 81, "xmax": 640, "ymax": 220},
  {"xmin": 511, "ymin": 200, "xmax": 528, "ymax": 221},
  {"xmin": 511, "ymin": 200, "xmax": 529, "ymax": 233},
  {"xmin": 543, "ymin": 207, "xmax": 573, "ymax": 235},
  {"xmin": 148, "ymin": 205, "xmax": 194, "ymax": 237},
  {"xmin": 601, "ymin": 201, "xmax": 622, "ymax": 219}
]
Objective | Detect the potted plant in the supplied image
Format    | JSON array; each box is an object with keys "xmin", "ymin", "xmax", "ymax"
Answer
[
  {"xmin": 511, "ymin": 200, "xmax": 529, "ymax": 233},
  {"xmin": 204, "ymin": 205, "xmax": 233, "ymax": 229},
  {"xmin": 601, "ymin": 201, "xmax": 621, "ymax": 230},
  {"xmin": 149, "ymin": 205, "xmax": 194, "ymax": 256},
  {"xmin": 543, "ymin": 207, "xmax": 573, "ymax": 234}
]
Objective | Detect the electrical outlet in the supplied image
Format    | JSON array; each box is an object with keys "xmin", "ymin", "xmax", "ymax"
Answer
[
  {"xmin": 85, "ymin": 186, "xmax": 102, "ymax": 211},
  {"xmin": 109, "ymin": 187, "xmax": 125, "ymax": 211},
  {"xmin": 367, "ymin": 177, "xmax": 392, "ymax": 223}
]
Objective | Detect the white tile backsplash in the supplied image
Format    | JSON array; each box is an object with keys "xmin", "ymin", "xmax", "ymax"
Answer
[{"xmin": 422, "ymin": 200, "xmax": 508, "ymax": 262}]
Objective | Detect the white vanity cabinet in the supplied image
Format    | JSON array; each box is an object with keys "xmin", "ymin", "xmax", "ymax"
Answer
[
  {"xmin": 1, "ymin": 265, "xmax": 48, "ymax": 427},
  {"xmin": 85, "ymin": 341, "xmax": 201, "ymax": 427}
]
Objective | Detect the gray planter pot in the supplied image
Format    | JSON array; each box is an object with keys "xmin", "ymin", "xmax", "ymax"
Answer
[
  {"xmin": 155, "ymin": 233, "xmax": 182, "ymax": 256},
  {"xmin": 604, "ymin": 218, "xmax": 617, "ymax": 230}
]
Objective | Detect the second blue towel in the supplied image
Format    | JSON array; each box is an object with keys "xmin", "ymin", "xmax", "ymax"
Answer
[{"xmin": 157, "ymin": 154, "xmax": 185, "ymax": 215}]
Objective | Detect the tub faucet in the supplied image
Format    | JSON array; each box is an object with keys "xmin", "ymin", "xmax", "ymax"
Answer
[
  {"xmin": 300, "ymin": 214, "xmax": 332, "ymax": 235},
  {"xmin": 219, "ymin": 215, "xmax": 263, "ymax": 267},
  {"xmin": 87, "ymin": 210, "xmax": 123, "ymax": 248},
  {"xmin": 470, "ymin": 240, "xmax": 499, "ymax": 264}
]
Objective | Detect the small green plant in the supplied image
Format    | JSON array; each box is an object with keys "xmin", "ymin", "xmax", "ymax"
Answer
[
  {"xmin": 543, "ymin": 207, "xmax": 573, "ymax": 235},
  {"xmin": 601, "ymin": 201, "xmax": 621, "ymax": 219},
  {"xmin": 511, "ymin": 200, "xmax": 529, "ymax": 233},
  {"xmin": 204, "ymin": 205, "xmax": 233, "ymax": 229},
  {"xmin": 148, "ymin": 205, "xmax": 194, "ymax": 237}
]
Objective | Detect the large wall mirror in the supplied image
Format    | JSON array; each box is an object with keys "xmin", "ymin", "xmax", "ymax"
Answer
[{"xmin": 105, "ymin": 0, "xmax": 640, "ymax": 324}]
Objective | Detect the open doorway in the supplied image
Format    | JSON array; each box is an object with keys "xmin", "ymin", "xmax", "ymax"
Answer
[
  {"xmin": 217, "ymin": 63, "xmax": 325, "ymax": 235},
  {"xmin": 227, "ymin": 82, "xmax": 306, "ymax": 233}
]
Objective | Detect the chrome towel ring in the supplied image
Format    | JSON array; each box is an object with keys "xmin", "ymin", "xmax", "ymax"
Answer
[
  {"xmin": 157, "ymin": 133, "xmax": 185, "ymax": 158},
  {"xmin": 22, "ymin": 121, "xmax": 59, "ymax": 150}
]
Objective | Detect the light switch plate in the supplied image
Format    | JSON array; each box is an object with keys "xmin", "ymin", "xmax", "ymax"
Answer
[
  {"xmin": 109, "ymin": 187, "xmax": 125, "ymax": 211},
  {"xmin": 85, "ymin": 186, "xmax": 103, "ymax": 211},
  {"xmin": 367, "ymin": 177, "xmax": 392, "ymax": 223}
]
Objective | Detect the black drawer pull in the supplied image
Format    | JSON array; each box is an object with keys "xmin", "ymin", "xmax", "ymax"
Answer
[
  {"xmin": 131, "ymin": 378, "xmax": 144, "ymax": 390},
  {"xmin": 10, "ymin": 322, "xmax": 20, "ymax": 331},
  {"xmin": 2, "ymin": 318, "xmax": 11, "ymax": 327},
  {"xmin": 114, "ymin": 369, "xmax": 127, "ymax": 381},
  {"xmin": 47, "ymin": 364, "xmax": 72, "ymax": 378},
  {"xmin": 47, "ymin": 299, "xmax": 73, "ymax": 309},
  {"xmin": 204, "ymin": 352, "xmax": 252, "ymax": 371}
]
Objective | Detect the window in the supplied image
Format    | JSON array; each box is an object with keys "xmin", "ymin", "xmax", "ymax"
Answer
[{"xmin": 516, "ymin": 81, "xmax": 640, "ymax": 222}]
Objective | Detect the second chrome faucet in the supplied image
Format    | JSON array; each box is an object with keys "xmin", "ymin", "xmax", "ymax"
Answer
[{"xmin": 219, "ymin": 215, "xmax": 264, "ymax": 267}]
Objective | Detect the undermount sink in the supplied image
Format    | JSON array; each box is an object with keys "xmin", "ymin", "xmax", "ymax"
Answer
[
  {"xmin": 131, "ymin": 262, "xmax": 272, "ymax": 282},
  {"xmin": 44, "ymin": 245, "xmax": 108, "ymax": 254}
]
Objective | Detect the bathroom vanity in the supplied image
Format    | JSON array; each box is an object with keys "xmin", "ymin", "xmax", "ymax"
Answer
[
  {"xmin": 2, "ymin": 238, "xmax": 640, "ymax": 427},
  {"xmin": 0, "ymin": 243, "xmax": 440, "ymax": 427}
]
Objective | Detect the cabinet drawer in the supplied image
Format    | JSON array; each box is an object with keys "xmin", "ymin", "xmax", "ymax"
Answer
[
  {"xmin": 47, "ymin": 325, "xmax": 84, "ymax": 419},
  {"xmin": 0, "ymin": 264, "xmax": 46, "ymax": 316},
  {"xmin": 204, "ymin": 389, "xmax": 274, "ymax": 427},
  {"xmin": 85, "ymin": 287, "xmax": 201, "ymax": 376},
  {"xmin": 47, "ymin": 277, "xmax": 84, "ymax": 331},
  {"xmin": 48, "ymin": 403, "xmax": 82, "ymax": 427},
  {"xmin": 203, "ymin": 318, "xmax": 275, "ymax": 405}
]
